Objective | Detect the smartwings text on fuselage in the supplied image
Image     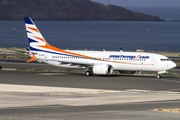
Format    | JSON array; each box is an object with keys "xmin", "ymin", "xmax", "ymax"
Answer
[{"xmin": 109, "ymin": 55, "xmax": 150, "ymax": 59}]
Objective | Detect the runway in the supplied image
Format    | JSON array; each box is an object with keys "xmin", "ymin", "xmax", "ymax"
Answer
[
  {"xmin": 0, "ymin": 59, "xmax": 180, "ymax": 120},
  {"xmin": 0, "ymin": 70, "xmax": 180, "ymax": 91}
]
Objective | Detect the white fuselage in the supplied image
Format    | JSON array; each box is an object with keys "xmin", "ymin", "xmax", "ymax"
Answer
[{"xmin": 34, "ymin": 50, "xmax": 176, "ymax": 72}]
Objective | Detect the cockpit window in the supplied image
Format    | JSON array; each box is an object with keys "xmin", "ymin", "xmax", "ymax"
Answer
[{"xmin": 160, "ymin": 59, "xmax": 170, "ymax": 61}]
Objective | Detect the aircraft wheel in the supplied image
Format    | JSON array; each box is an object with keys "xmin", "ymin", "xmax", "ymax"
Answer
[
  {"xmin": 85, "ymin": 71, "xmax": 90, "ymax": 76},
  {"xmin": 85, "ymin": 71, "xmax": 93, "ymax": 76},
  {"xmin": 157, "ymin": 75, "xmax": 161, "ymax": 79}
]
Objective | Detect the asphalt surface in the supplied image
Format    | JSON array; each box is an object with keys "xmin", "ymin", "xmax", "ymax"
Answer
[
  {"xmin": 1, "ymin": 100, "xmax": 180, "ymax": 120},
  {"xmin": 0, "ymin": 70, "xmax": 180, "ymax": 91},
  {"xmin": 0, "ymin": 58, "xmax": 180, "ymax": 120}
]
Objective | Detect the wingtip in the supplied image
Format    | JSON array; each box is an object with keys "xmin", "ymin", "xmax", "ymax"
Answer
[
  {"xmin": 26, "ymin": 52, "xmax": 37, "ymax": 63},
  {"xmin": 26, "ymin": 57, "xmax": 36, "ymax": 63}
]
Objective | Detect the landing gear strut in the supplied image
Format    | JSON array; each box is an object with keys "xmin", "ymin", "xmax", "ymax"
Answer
[{"xmin": 157, "ymin": 71, "xmax": 167, "ymax": 79}]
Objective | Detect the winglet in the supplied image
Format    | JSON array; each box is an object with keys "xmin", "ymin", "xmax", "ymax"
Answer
[{"xmin": 26, "ymin": 52, "xmax": 37, "ymax": 63}]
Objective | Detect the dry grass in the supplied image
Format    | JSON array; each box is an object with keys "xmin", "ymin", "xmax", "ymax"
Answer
[
  {"xmin": 171, "ymin": 59, "xmax": 180, "ymax": 65},
  {"xmin": 0, "ymin": 47, "xmax": 27, "ymax": 51},
  {"xmin": 162, "ymin": 72, "xmax": 180, "ymax": 77},
  {"xmin": 153, "ymin": 108, "xmax": 180, "ymax": 113},
  {"xmin": 0, "ymin": 53, "xmax": 30, "ymax": 59}
]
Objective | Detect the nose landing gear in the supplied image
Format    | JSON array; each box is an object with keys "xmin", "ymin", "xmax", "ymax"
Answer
[{"xmin": 157, "ymin": 71, "xmax": 167, "ymax": 79}]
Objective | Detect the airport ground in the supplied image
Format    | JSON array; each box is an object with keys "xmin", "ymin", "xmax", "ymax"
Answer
[{"xmin": 0, "ymin": 58, "xmax": 180, "ymax": 120}]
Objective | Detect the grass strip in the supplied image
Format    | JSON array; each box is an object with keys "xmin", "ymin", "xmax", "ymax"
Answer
[{"xmin": 153, "ymin": 108, "xmax": 180, "ymax": 113}]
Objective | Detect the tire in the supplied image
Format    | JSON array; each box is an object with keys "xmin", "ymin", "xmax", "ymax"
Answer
[
  {"xmin": 85, "ymin": 71, "xmax": 93, "ymax": 76},
  {"xmin": 157, "ymin": 75, "xmax": 161, "ymax": 79},
  {"xmin": 85, "ymin": 71, "xmax": 90, "ymax": 76}
]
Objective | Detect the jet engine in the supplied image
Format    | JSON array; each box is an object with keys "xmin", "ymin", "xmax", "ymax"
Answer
[{"xmin": 92, "ymin": 64, "xmax": 113, "ymax": 75}]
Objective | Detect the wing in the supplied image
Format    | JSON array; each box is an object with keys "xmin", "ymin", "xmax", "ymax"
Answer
[{"xmin": 38, "ymin": 58, "xmax": 94, "ymax": 67}]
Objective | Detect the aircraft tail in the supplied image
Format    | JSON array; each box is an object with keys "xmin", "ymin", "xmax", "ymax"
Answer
[
  {"xmin": 24, "ymin": 17, "xmax": 67, "ymax": 62},
  {"xmin": 24, "ymin": 17, "xmax": 89, "ymax": 63},
  {"xmin": 24, "ymin": 17, "xmax": 49, "ymax": 51}
]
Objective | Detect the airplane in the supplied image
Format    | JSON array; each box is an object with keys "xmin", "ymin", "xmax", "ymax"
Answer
[{"xmin": 24, "ymin": 17, "xmax": 176, "ymax": 79}]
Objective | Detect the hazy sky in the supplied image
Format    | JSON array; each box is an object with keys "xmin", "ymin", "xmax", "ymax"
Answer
[{"xmin": 92, "ymin": 0, "xmax": 180, "ymax": 7}]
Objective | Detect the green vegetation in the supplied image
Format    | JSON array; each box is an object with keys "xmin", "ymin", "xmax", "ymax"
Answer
[
  {"xmin": 0, "ymin": 53, "xmax": 30, "ymax": 59},
  {"xmin": 0, "ymin": 47, "xmax": 30, "ymax": 59},
  {"xmin": 171, "ymin": 59, "xmax": 180, "ymax": 65},
  {"xmin": 15, "ymin": 68, "xmax": 79, "ymax": 73},
  {"xmin": 9, "ymin": 47, "xmax": 27, "ymax": 51},
  {"xmin": 16, "ymin": 68, "xmax": 47, "ymax": 71},
  {"xmin": 162, "ymin": 72, "xmax": 180, "ymax": 77},
  {"xmin": 0, "ymin": 47, "xmax": 27, "ymax": 51}
]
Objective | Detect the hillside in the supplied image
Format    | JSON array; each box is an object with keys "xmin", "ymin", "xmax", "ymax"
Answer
[{"xmin": 0, "ymin": 0, "xmax": 162, "ymax": 21}]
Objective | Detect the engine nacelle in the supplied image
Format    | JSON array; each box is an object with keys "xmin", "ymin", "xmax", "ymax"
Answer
[{"xmin": 93, "ymin": 64, "xmax": 113, "ymax": 75}]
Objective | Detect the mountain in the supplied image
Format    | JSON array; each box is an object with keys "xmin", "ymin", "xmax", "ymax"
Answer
[{"xmin": 0, "ymin": 0, "xmax": 162, "ymax": 21}]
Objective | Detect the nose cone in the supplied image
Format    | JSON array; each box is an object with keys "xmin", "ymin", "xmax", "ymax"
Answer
[{"xmin": 169, "ymin": 61, "xmax": 177, "ymax": 69}]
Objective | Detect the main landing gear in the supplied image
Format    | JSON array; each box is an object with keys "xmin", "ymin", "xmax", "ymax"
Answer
[
  {"xmin": 85, "ymin": 68, "xmax": 93, "ymax": 76},
  {"xmin": 157, "ymin": 74, "xmax": 161, "ymax": 79}
]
